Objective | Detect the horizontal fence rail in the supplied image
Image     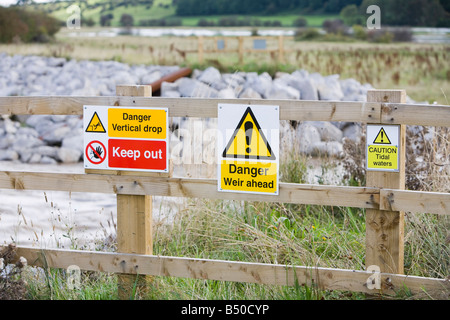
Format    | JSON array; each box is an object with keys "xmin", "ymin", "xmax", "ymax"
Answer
[
  {"xmin": 1, "ymin": 92, "xmax": 449, "ymax": 298},
  {"xmin": 0, "ymin": 172, "xmax": 448, "ymax": 215},
  {"xmin": 7, "ymin": 246, "xmax": 449, "ymax": 296},
  {"xmin": 0, "ymin": 96, "xmax": 449, "ymax": 126}
]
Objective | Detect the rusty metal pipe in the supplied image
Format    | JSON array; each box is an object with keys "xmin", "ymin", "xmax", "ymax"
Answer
[{"xmin": 147, "ymin": 67, "xmax": 192, "ymax": 95}]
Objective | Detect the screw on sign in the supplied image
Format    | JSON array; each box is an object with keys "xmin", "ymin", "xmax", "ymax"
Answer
[{"xmin": 86, "ymin": 140, "xmax": 106, "ymax": 165}]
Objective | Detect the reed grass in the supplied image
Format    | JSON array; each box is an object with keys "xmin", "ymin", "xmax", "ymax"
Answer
[{"xmin": 10, "ymin": 148, "xmax": 447, "ymax": 300}]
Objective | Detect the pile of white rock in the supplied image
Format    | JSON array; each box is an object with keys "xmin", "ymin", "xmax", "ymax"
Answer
[
  {"xmin": 0, "ymin": 54, "xmax": 179, "ymax": 164},
  {"xmin": 0, "ymin": 54, "xmax": 407, "ymax": 165},
  {"xmin": 0, "ymin": 53, "xmax": 181, "ymax": 97},
  {"xmin": 162, "ymin": 66, "xmax": 372, "ymax": 102}
]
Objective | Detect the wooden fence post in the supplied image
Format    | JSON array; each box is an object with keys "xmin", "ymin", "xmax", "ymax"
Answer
[
  {"xmin": 115, "ymin": 85, "xmax": 153, "ymax": 299},
  {"xmin": 238, "ymin": 36, "xmax": 244, "ymax": 64},
  {"xmin": 198, "ymin": 36, "xmax": 204, "ymax": 64},
  {"xmin": 365, "ymin": 89, "xmax": 406, "ymax": 274},
  {"xmin": 278, "ymin": 35, "xmax": 285, "ymax": 63}
]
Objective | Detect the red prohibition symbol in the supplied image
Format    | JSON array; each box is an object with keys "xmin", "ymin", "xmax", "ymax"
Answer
[{"xmin": 86, "ymin": 140, "xmax": 106, "ymax": 165}]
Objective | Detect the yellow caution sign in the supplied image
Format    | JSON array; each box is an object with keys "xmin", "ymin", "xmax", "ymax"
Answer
[
  {"xmin": 373, "ymin": 127, "xmax": 391, "ymax": 144},
  {"xmin": 366, "ymin": 125, "xmax": 400, "ymax": 172},
  {"xmin": 367, "ymin": 145, "xmax": 398, "ymax": 170},
  {"xmin": 222, "ymin": 107, "xmax": 275, "ymax": 160},
  {"xmin": 85, "ymin": 111, "xmax": 106, "ymax": 133},
  {"xmin": 220, "ymin": 160, "xmax": 277, "ymax": 193}
]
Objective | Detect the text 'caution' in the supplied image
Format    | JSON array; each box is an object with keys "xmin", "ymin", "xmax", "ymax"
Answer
[{"xmin": 366, "ymin": 125, "xmax": 400, "ymax": 172}]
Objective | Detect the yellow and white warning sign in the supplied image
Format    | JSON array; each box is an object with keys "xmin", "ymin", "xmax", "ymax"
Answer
[
  {"xmin": 366, "ymin": 125, "xmax": 400, "ymax": 172},
  {"xmin": 222, "ymin": 107, "xmax": 275, "ymax": 160},
  {"xmin": 218, "ymin": 104, "xmax": 279, "ymax": 194},
  {"xmin": 85, "ymin": 111, "xmax": 106, "ymax": 133}
]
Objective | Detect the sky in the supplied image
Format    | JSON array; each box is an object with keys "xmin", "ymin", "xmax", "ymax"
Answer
[{"xmin": 0, "ymin": 0, "xmax": 54, "ymax": 6}]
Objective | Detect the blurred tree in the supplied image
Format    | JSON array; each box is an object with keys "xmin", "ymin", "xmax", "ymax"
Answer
[
  {"xmin": 83, "ymin": 17, "xmax": 95, "ymax": 27},
  {"xmin": 176, "ymin": 0, "xmax": 363, "ymax": 15},
  {"xmin": 322, "ymin": 19, "xmax": 349, "ymax": 34},
  {"xmin": 100, "ymin": 13, "xmax": 114, "ymax": 26},
  {"xmin": 293, "ymin": 17, "xmax": 307, "ymax": 27},
  {"xmin": 440, "ymin": 0, "xmax": 450, "ymax": 11},
  {"xmin": 359, "ymin": 0, "xmax": 448, "ymax": 27},
  {"xmin": 340, "ymin": 4, "xmax": 365, "ymax": 26},
  {"xmin": 0, "ymin": 6, "xmax": 61, "ymax": 43},
  {"xmin": 120, "ymin": 13, "xmax": 134, "ymax": 27}
]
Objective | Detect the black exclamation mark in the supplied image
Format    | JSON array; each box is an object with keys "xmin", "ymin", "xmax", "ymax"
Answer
[
  {"xmin": 245, "ymin": 121, "xmax": 253, "ymax": 156},
  {"xmin": 381, "ymin": 130, "xmax": 384, "ymax": 143}
]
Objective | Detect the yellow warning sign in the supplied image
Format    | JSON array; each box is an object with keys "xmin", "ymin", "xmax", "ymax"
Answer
[
  {"xmin": 218, "ymin": 104, "xmax": 279, "ymax": 195},
  {"xmin": 220, "ymin": 160, "xmax": 277, "ymax": 193},
  {"xmin": 222, "ymin": 107, "xmax": 275, "ymax": 160},
  {"xmin": 367, "ymin": 145, "xmax": 398, "ymax": 170},
  {"xmin": 373, "ymin": 127, "xmax": 391, "ymax": 144},
  {"xmin": 366, "ymin": 124, "xmax": 400, "ymax": 172},
  {"xmin": 108, "ymin": 108, "xmax": 167, "ymax": 139},
  {"xmin": 85, "ymin": 112, "xmax": 106, "ymax": 133}
]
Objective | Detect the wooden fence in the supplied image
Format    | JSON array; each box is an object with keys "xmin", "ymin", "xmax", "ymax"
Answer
[
  {"xmin": 176, "ymin": 35, "xmax": 291, "ymax": 64},
  {"xmin": 0, "ymin": 87, "xmax": 449, "ymax": 299}
]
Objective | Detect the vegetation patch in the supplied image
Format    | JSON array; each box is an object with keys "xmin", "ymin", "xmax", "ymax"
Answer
[
  {"xmin": 0, "ymin": 6, "xmax": 60, "ymax": 43},
  {"xmin": 0, "ymin": 244, "xmax": 28, "ymax": 300}
]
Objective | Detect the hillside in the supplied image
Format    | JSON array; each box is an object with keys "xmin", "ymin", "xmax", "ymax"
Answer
[
  {"xmin": 17, "ymin": 0, "xmax": 450, "ymax": 28},
  {"xmin": 30, "ymin": 0, "xmax": 177, "ymax": 27},
  {"xmin": 25, "ymin": 0, "xmax": 339, "ymax": 28}
]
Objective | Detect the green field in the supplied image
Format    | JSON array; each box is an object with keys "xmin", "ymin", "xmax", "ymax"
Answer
[
  {"xmin": 29, "ymin": 0, "xmax": 336, "ymax": 27},
  {"xmin": 35, "ymin": 0, "xmax": 175, "ymax": 25},
  {"xmin": 177, "ymin": 14, "xmax": 336, "ymax": 27}
]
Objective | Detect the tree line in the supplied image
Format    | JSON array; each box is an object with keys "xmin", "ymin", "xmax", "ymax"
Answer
[
  {"xmin": 176, "ymin": 0, "xmax": 363, "ymax": 16},
  {"xmin": 176, "ymin": 0, "xmax": 449, "ymax": 27},
  {"xmin": 0, "ymin": 6, "xmax": 61, "ymax": 43},
  {"xmin": 358, "ymin": 0, "xmax": 449, "ymax": 27}
]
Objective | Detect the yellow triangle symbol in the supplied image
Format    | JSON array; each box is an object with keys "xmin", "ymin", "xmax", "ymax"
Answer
[
  {"xmin": 85, "ymin": 112, "xmax": 106, "ymax": 133},
  {"xmin": 222, "ymin": 107, "xmax": 275, "ymax": 160},
  {"xmin": 373, "ymin": 127, "xmax": 391, "ymax": 144}
]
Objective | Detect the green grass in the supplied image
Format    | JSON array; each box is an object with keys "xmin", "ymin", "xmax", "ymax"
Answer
[
  {"xmin": 20, "ymin": 204, "xmax": 369, "ymax": 300},
  {"xmin": 302, "ymin": 15, "xmax": 338, "ymax": 28},
  {"xmin": 31, "ymin": 0, "xmax": 176, "ymax": 26},
  {"xmin": 29, "ymin": 0, "xmax": 336, "ymax": 28},
  {"xmin": 100, "ymin": 0, "xmax": 176, "ymax": 26},
  {"xmin": 9, "ymin": 150, "xmax": 447, "ymax": 300},
  {"xmin": 179, "ymin": 14, "xmax": 337, "ymax": 27},
  {"xmin": 24, "ymin": 268, "xmax": 119, "ymax": 300}
]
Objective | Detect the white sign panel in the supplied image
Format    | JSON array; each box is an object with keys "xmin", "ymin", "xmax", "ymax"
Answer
[
  {"xmin": 218, "ymin": 104, "xmax": 279, "ymax": 195},
  {"xmin": 83, "ymin": 105, "xmax": 169, "ymax": 172},
  {"xmin": 366, "ymin": 124, "xmax": 400, "ymax": 172}
]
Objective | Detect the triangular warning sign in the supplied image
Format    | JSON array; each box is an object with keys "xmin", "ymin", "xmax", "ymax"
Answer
[
  {"xmin": 85, "ymin": 112, "xmax": 106, "ymax": 133},
  {"xmin": 373, "ymin": 127, "xmax": 391, "ymax": 144},
  {"xmin": 222, "ymin": 107, "xmax": 275, "ymax": 160}
]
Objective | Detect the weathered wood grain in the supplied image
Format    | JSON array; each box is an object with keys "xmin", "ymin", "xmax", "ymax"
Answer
[
  {"xmin": 366, "ymin": 90, "xmax": 406, "ymax": 275},
  {"xmin": 10, "ymin": 246, "xmax": 449, "ymax": 296},
  {"xmin": 380, "ymin": 189, "xmax": 450, "ymax": 215},
  {"xmin": 0, "ymin": 96, "xmax": 380, "ymax": 122},
  {"xmin": 0, "ymin": 171, "xmax": 380, "ymax": 209}
]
